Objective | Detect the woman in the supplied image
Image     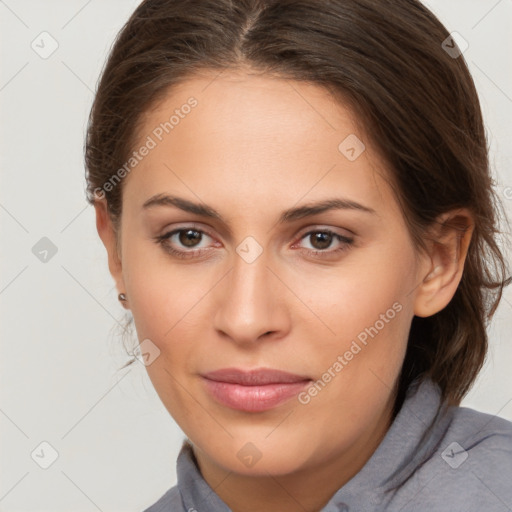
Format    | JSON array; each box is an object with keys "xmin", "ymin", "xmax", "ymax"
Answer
[{"xmin": 84, "ymin": 0, "xmax": 512, "ymax": 510}]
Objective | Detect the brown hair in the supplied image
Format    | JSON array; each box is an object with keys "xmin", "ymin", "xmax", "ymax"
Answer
[{"xmin": 84, "ymin": 0, "xmax": 511, "ymax": 411}]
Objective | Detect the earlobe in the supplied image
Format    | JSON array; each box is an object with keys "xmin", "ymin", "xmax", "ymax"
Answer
[
  {"xmin": 413, "ymin": 209, "xmax": 474, "ymax": 318},
  {"xmin": 94, "ymin": 199, "xmax": 127, "ymax": 305}
]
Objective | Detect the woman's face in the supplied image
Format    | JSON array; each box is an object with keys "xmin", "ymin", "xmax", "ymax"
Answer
[{"xmin": 100, "ymin": 69, "xmax": 434, "ymax": 477}]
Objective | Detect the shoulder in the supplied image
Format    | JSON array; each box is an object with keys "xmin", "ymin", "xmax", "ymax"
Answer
[
  {"xmin": 142, "ymin": 484, "xmax": 184, "ymax": 512},
  {"xmin": 445, "ymin": 404, "xmax": 512, "ymax": 473},
  {"xmin": 450, "ymin": 404, "xmax": 512, "ymax": 449},
  {"xmin": 397, "ymin": 404, "xmax": 512, "ymax": 511},
  {"xmin": 445, "ymin": 404, "xmax": 512, "ymax": 472}
]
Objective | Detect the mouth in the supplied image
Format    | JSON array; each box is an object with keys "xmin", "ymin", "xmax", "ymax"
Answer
[{"xmin": 201, "ymin": 367, "xmax": 313, "ymax": 412}]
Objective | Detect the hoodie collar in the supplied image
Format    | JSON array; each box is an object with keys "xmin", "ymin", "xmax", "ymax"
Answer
[{"xmin": 175, "ymin": 377, "xmax": 447, "ymax": 511}]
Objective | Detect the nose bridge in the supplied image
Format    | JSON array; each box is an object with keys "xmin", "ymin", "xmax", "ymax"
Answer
[
  {"xmin": 213, "ymin": 239, "xmax": 286, "ymax": 343},
  {"xmin": 233, "ymin": 250, "xmax": 267, "ymax": 301}
]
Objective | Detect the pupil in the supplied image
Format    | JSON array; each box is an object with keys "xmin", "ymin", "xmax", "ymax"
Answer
[
  {"xmin": 180, "ymin": 229, "xmax": 200, "ymax": 247},
  {"xmin": 312, "ymin": 232, "xmax": 331, "ymax": 249}
]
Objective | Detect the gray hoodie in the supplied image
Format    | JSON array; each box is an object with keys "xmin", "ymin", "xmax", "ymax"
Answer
[{"xmin": 143, "ymin": 376, "xmax": 512, "ymax": 511}]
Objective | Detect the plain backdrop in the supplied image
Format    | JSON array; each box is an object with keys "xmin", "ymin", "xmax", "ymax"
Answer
[{"xmin": 1, "ymin": 1, "xmax": 511, "ymax": 511}]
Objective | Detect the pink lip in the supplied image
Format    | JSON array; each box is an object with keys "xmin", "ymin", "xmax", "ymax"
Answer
[{"xmin": 201, "ymin": 368, "xmax": 312, "ymax": 412}]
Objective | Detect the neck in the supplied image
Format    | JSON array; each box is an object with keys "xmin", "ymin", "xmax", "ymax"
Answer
[{"xmin": 192, "ymin": 393, "xmax": 395, "ymax": 512}]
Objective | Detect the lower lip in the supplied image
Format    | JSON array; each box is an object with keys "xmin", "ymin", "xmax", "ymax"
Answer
[{"xmin": 202, "ymin": 377, "xmax": 312, "ymax": 412}]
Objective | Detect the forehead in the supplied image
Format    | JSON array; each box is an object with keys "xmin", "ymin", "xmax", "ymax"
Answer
[
  {"xmin": 124, "ymin": 69, "xmax": 396, "ymax": 216},
  {"xmin": 138, "ymin": 69, "xmax": 362, "ymax": 152}
]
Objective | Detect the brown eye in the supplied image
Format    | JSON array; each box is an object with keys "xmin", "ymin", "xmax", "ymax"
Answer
[
  {"xmin": 294, "ymin": 228, "xmax": 354, "ymax": 258},
  {"xmin": 178, "ymin": 229, "xmax": 202, "ymax": 247},
  {"xmin": 154, "ymin": 226, "xmax": 215, "ymax": 259},
  {"xmin": 309, "ymin": 231, "xmax": 333, "ymax": 250}
]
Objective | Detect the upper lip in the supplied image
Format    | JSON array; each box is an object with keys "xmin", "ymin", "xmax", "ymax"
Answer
[{"xmin": 202, "ymin": 368, "xmax": 312, "ymax": 385}]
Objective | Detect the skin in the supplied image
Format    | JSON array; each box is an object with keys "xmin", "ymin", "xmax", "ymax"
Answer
[{"xmin": 95, "ymin": 68, "xmax": 474, "ymax": 512}]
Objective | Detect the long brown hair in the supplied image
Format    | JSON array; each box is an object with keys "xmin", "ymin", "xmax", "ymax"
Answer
[{"xmin": 84, "ymin": 0, "xmax": 511, "ymax": 409}]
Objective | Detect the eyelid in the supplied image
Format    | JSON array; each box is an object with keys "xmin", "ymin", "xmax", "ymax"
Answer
[
  {"xmin": 159, "ymin": 223, "xmax": 353, "ymax": 243},
  {"xmin": 158, "ymin": 222, "xmax": 215, "ymax": 239},
  {"xmin": 293, "ymin": 224, "xmax": 355, "ymax": 242},
  {"xmin": 158, "ymin": 222, "xmax": 355, "ymax": 257}
]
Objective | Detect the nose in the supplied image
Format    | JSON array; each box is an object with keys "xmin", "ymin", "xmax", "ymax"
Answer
[{"xmin": 213, "ymin": 246, "xmax": 291, "ymax": 346}]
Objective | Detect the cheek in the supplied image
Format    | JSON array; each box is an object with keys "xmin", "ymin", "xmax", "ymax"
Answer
[
  {"xmin": 121, "ymin": 234, "xmax": 200, "ymax": 340},
  {"xmin": 125, "ymin": 258, "xmax": 201, "ymax": 422},
  {"xmin": 301, "ymin": 281, "xmax": 410, "ymax": 438},
  {"xmin": 298, "ymin": 241, "xmax": 415, "ymax": 404},
  {"xmin": 122, "ymin": 243, "xmax": 212, "ymax": 404},
  {"xmin": 301, "ymin": 249, "xmax": 413, "ymax": 348}
]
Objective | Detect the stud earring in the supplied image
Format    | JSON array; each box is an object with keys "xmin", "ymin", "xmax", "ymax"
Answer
[{"xmin": 118, "ymin": 293, "xmax": 127, "ymax": 302}]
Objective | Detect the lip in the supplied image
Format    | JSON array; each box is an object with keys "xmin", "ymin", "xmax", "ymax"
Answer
[
  {"xmin": 202, "ymin": 367, "xmax": 312, "ymax": 385},
  {"xmin": 201, "ymin": 368, "xmax": 313, "ymax": 412}
]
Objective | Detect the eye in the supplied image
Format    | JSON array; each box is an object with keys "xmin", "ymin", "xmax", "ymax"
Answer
[
  {"xmin": 154, "ymin": 226, "xmax": 216, "ymax": 259},
  {"xmin": 292, "ymin": 229, "xmax": 354, "ymax": 258},
  {"xmin": 153, "ymin": 225, "xmax": 354, "ymax": 260}
]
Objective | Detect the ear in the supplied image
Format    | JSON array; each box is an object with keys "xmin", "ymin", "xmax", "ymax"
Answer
[
  {"xmin": 94, "ymin": 198, "xmax": 129, "ymax": 309},
  {"xmin": 413, "ymin": 208, "xmax": 474, "ymax": 318}
]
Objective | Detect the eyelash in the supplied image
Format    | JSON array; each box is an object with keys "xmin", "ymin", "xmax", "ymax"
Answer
[{"xmin": 153, "ymin": 226, "xmax": 354, "ymax": 260}]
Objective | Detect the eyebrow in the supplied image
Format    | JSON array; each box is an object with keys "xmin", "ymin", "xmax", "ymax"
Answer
[{"xmin": 142, "ymin": 193, "xmax": 377, "ymax": 225}]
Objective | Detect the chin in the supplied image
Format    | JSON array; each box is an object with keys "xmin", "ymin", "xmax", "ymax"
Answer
[{"xmin": 192, "ymin": 433, "xmax": 315, "ymax": 477}]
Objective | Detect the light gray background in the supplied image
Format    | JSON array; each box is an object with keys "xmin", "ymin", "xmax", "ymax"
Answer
[{"xmin": 1, "ymin": 1, "xmax": 511, "ymax": 511}]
